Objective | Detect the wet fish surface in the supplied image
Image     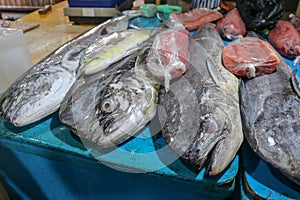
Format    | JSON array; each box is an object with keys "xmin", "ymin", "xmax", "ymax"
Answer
[
  {"xmin": 59, "ymin": 31, "xmax": 160, "ymax": 148},
  {"xmin": 240, "ymin": 57, "xmax": 300, "ymax": 185},
  {"xmin": 157, "ymin": 24, "xmax": 243, "ymax": 175},
  {"xmin": 193, "ymin": 23, "xmax": 243, "ymax": 175},
  {"xmin": 79, "ymin": 29, "xmax": 151, "ymax": 75},
  {"xmin": 0, "ymin": 15, "xmax": 129, "ymax": 127}
]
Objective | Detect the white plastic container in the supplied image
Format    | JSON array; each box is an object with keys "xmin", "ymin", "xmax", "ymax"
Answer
[{"xmin": 0, "ymin": 28, "xmax": 32, "ymax": 93}]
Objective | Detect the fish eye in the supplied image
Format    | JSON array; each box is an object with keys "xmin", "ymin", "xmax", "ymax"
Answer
[{"xmin": 101, "ymin": 99, "xmax": 115, "ymax": 113}]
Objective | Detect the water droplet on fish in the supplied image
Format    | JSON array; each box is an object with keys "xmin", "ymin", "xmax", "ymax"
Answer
[
  {"xmin": 268, "ymin": 136, "xmax": 276, "ymax": 146},
  {"xmin": 170, "ymin": 137, "xmax": 174, "ymax": 142}
]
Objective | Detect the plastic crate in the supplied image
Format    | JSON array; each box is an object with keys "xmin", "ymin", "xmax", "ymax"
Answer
[{"xmin": 67, "ymin": 0, "xmax": 126, "ymax": 7}]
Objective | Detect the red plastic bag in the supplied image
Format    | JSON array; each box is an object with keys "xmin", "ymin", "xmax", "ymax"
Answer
[
  {"xmin": 216, "ymin": 8, "xmax": 246, "ymax": 40},
  {"xmin": 222, "ymin": 37, "xmax": 280, "ymax": 78},
  {"xmin": 169, "ymin": 8, "xmax": 222, "ymax": 31},
  {"xmin": 147, "ymin": 29, "xmax": 190, "ymax": 89},
  {"xmin": 268, "ymin": 20, "xmax": 300, "ymax": 59}
]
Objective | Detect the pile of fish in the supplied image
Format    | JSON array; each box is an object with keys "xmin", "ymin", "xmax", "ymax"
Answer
[
  {"xmin": 0, "ymin": 15, "xmax": 131, "ymax": 127},
  {"xmin": 0, "ymin": 7, "xmax": 299, "ymax": 183}
]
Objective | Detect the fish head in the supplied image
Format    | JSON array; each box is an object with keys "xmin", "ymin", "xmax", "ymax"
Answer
[
  {"xmin": 93, "ymin": 71, "xmax": 158, "ymax": 148},
  {"xmin": 0, "ymin": 67, "xmax": 74, "ymax": 127}
]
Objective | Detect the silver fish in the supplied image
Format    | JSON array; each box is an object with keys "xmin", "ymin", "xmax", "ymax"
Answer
[
  {"xmin": 157, "ymin": 24, "xmax": 243, "ymax": 175},
  {"xmin": 0, "ymin": 15, "xmax": 129, "ymax": 127},
  {"xmin": 240, "ymin": 56, "xmax": 300, "ymax": 185},
  {"xmin": 59, "ymin": 40, "xmax": 159, "ymax": 148}
]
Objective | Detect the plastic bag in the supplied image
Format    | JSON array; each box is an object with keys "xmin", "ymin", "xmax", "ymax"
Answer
[
  {"xmin": 268, "ymin": 20, "xmax": 300, "ymax": 59},
  {"xmin": 222, "ymin": 37, "xmax": 280, "ymax": 78},
  {"xmin": 290, "ymin": 14, "xmax": 300, "ymax": 35},
  {"xmin": 146, "ymin": 29, "xmax": 189, "ymax": 89},
  {"xmin": 168, "ymin": 8, "xmax": 222, "ymax": 30},
  {"xmin": 236, "ymin": 0, "xmax": 283, "ymax": 32},
  {"xmin": 216, "ymin": 8, "xmax": 246, "ymax": 40}
]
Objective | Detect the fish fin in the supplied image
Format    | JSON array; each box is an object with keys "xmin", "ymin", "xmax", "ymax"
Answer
[
  {"xmin": 62, "ymin": 47, "xmax": 86, "ymax": 73},
  {"xmin": 291, "ymin": 69, "xmax": 300, "ymax": 98},
  {"xmin": 135, "ymin": 47, "xmax": 151, "ymax": 71},
  {"xmin": 206, "ymin": 57, "xmax": 227, "ymax": 85},
  {"xmin": 293, "ymin": 56, "xmax": 300, "ymax": 67}
]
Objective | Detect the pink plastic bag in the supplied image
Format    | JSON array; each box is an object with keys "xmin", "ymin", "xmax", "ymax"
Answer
[
  {"xmin": 147, "ymin": 29, "xmax": 190, "ymax": 89},
  {"xmin": 216, "ymin": 8, "xmax": 246, "ymax": 40},
  {"xmin": 268, "ymin": 20, "xmax": 300, "ymax": 59},
  {"xmin": 222, "ymin": 37, "xmax": 280, "ymax": 78},
  {"xmin": 169, "ymin": 8, "xmax": 222, "ymax": 30}
]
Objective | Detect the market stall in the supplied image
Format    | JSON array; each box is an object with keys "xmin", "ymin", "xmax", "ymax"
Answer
[{"xmin": 0, "ymin": 0, "xmax": 299, "ymax": 199}]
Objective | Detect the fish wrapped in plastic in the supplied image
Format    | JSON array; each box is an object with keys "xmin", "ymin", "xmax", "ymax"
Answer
[
  {"xmin": 216, "ymin": 8, "xmax": 246, "ymax": 40},
  {"xmin": 268, "ymin": 20, "xmax": 300, "ymax": 60},
  {"xmin": 168, "ymin": 8, "xmax": 222, "ymax": 31},
  {"xmin": 146, "ymin": 28, "xmax": 189, "ymax": 90},
  {"xmin": 222, "ymin": 37, "xmax": 281, "ymax": 78}
]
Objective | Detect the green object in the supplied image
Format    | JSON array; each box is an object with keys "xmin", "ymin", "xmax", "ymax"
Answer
[
  {"xmin": 156, "ymin": 4, "xmax": 182, "ymax": 14},
  {"xmin": 261, "ymin": 29, "xmax": 270, "ymax": 36},
  {"xmin": 140, "ymin": 4, "xmax": 157, "ymax": 17}
]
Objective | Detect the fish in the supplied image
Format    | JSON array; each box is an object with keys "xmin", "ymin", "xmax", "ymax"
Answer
[
  {"xmin": 59, "ymin": 32, "xmax": 160, "ymax": 148},
  {"xmin": 79, "ymin": 29, "xmax": 151, "ymax": 75},
  {"xmin": 291, "ymin": 70, "xmax": 300, "ymax": 98},
  {"xmin": 0, "ymin": 15, "xmax": 130, "ymax": 127},
  {"xmin": 240, "ymin": 50, "xmax": 300, "ymax": 184},
  {"xmin": 157, "ymin": 24, "xmax": 243, "ymax": 175},
  {"xmin": 193, "ymin": 23, "xmax": 243, "ymax": 175}
]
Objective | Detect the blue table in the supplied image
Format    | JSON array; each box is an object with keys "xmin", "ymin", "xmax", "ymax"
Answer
[{"xmin": 0, "ymin": 111, "xmax": 238, "ymax": 199}]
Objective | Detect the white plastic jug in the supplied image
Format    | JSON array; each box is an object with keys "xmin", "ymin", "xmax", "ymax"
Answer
[{"xmin": 0, "ymin": 28, "xmax": 32, "ymax": 93}]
